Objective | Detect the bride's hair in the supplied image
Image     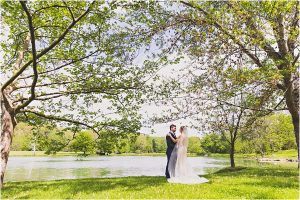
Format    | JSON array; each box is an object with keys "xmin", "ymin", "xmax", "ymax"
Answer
[{"xmin": 180, "ymin": 126, "xmax": 186, "ymax": 133}]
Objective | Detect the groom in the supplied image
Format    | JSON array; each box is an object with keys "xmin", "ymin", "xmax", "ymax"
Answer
[{"xmin": 165, "ymin": 124, "xmax": 177, "ymax": 179}]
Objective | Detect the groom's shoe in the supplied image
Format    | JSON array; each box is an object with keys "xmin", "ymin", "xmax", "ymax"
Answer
[
  {"xmin": 165, "ymin": 172, "xmax": 170, "ymax": 179},
  {"xmin": 165, "ymin": 173, "xmax": 170, "ymax": 179}
]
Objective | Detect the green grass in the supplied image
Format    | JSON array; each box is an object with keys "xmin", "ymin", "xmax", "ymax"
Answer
[
  {"xmin": 266, "ymin": 149, "xmax": 298, "ymax": 159},
  {"xmin": 1, "ymin": 165, "xmax": 298, "ymax": 199},
  {"xmin": 9, "ymin": 151, "xmax": 79, "ymax": 156},
  {"xmin": 210, "ymin": 149, "xmax": 298, "ymax": 160}
]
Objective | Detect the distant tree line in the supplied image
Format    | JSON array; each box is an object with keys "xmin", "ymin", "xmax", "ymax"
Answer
[{"xmin": 12, "ymin": 114, "xmax": 296, "ymax": 157}]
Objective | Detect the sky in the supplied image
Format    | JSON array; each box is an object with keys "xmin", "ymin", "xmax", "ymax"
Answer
[{"xmin": 131, "ymin": 49, "xmax": 204, "ymax": 137}]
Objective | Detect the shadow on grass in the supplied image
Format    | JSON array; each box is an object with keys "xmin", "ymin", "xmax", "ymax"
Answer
[
  {"xmin": 2, "ymin": 176, "xmax": 167, "ymax": 198},
  {"xmin": 210, "ymin": 165, "xmax": 299, "ymax": 190},
  {"xmin": 213, "ymin": 165, "xmax": 298, "ymax": 177},
  {"xmin": 3, "ymin": 165, "xmax": 298, "ymax": 198}
]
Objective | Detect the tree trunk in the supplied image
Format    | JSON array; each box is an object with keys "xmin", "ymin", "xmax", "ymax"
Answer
[
  {"xmin": 292, "ymin": 116, "xmax": 299, "ymax": 155},
  {"xmin": 0, "ymin": 106, "xmax": 15, "ymax": 188},
  {"xmin": 0, "ymin": 88, "xmax": 17, "ymax": 188},
  {"xmin": 284, "ymin": 74, "xmax": 299, "ymax": 168},
  {"xmin": 291, "ymin": 113, "xmax": 299, "ymax": 168},
  {"xmin": 230, "ymin": 142, "xmax": 235, "ymax": 168}
]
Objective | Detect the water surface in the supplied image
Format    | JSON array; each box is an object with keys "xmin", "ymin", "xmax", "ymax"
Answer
[{"xmin": 5, "ymin": 155, "xmax": 227, "ymax": 182}]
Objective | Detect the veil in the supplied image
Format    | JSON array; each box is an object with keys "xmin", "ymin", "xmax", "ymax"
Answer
[
  {"xmin": 167, "ymin": 128, "xmax": 210, "ymax": 184},
  {"xmin": 181, "ymin": 129, "xmax": 188, "ymax": 148},
  {"xmin": 167, "ymin": 141, "xmax": 178, "ymax": 178}
]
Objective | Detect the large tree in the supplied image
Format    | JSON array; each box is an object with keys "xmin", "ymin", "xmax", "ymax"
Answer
[
  {"xmin": 0, "ymin": 0, "xmax": 152, "ymax": 187},
  {"xmin": 129, "ymin": 0, "xmax": 299, "ymax": 163}
]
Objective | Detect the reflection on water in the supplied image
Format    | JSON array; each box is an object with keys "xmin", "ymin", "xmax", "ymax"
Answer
[
  {"xmin": 5, "ymin": 156, "xmax": 225, "ymax": 182},
  {"xmin": 5, "ymin": 155, "xmax": 294, "ymax": 182}
]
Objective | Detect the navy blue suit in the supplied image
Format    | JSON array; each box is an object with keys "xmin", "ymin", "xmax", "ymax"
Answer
[{"xmin": 165, "ymin": 131, "xmax": 177, "ymax": 178}]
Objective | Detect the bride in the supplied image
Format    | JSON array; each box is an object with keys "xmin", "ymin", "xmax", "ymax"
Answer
[{"xmin": 167, "ymin": 126, "xmax": 209, "ymax": 184}]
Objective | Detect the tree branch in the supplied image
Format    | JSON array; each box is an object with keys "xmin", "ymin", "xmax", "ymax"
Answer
[
  {"xmin": 16, "ymin": 1, "xmax": 39, "ymax": 113},
  {"xmin": 63, "ymin": 0, "xmax": 75, "ymax": 22},
  {"xmin": 18, "ymin": 48, "xmax": 102, "ymax": 80},
  {"xmin": 180, "ymin": 1, "xmax": 263, "ymax": 68},
  {"xmin": 20, "ymin": 109, "xmax": 99, "ymax": 134},
  {"xmin": 272, "ymin": 14, "xmax": 288, "ymax": 56},
  {"xmin": 12, "ymin": 86, "xmax": 136, "ymax": 103},
  {"xmin": 1, "ymin": 1, "xmax": 95, "ymax": 94},
  {"xmin": 287, "ymin": 1, "xmax": 299, "ymax": 54},
  {"xmin": 225, "ymin": 1, "xmax": 283, "ymax": 61}
]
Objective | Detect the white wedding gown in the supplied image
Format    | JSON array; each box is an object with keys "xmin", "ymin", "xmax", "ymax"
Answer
[{"xmin": 167, "ymin": 131, "xmax": 209, "ymax": 184}]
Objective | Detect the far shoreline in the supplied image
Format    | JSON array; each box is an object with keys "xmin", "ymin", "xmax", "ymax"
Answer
[{"xmin": 9, "ymin": 150, "xmax": 298, "ymax": 163}]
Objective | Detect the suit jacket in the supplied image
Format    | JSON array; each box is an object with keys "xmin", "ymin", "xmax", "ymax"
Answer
[{"xmin": 166, "ymin": 131, "xmax": 177, "ymax": 154}]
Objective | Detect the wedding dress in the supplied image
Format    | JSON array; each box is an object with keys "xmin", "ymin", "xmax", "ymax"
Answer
[{"xmin": 167, "ymin": 130, "xmax": 209, "ymax": 184}]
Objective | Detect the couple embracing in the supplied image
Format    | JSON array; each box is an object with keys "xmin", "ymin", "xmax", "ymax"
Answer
[{"xmin": 165, "ymin": 124, "xmax": 209, "ymax": 184}]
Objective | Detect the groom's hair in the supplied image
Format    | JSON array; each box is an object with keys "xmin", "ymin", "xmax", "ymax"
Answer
[{"xmin": 170, "ymin": 124, "xmax": 176, "ymax": 130}]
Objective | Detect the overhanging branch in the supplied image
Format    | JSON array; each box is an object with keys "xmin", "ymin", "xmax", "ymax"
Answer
[
  {"xmin": 1, "ymin": 1, "xmax": 95, "ymax": 94},
  {"xmin": 180, "ymin": 1, "xmax": 263, "ymax": 68},
  {"xmin": 20, "ymin": 109, "xmax": 100, "ymax": 134}
]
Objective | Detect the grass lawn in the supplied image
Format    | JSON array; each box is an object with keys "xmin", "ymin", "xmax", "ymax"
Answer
[
  {"xmin": 266, "ymin": 149, "xmax": 298, "ymax": 159},
  {"xmin": 1, "ymin": 165, "xmax": 298, "ymax": 199},
  {"xmin": 9, "ymin": 151, "xmax": 79, "ymax": 156},
  {"xmin": 210, "ymin": 149, "xmax": 298, "ymax": 160}
]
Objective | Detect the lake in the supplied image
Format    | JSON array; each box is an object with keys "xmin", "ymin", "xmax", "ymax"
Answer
[
  {"xmin": 5, "ymin": 155, "xmax": 287, "ymax": 183},
  {"xmin": 5, "ymin": 155, "xmax": 230, "ymax": 182}
]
